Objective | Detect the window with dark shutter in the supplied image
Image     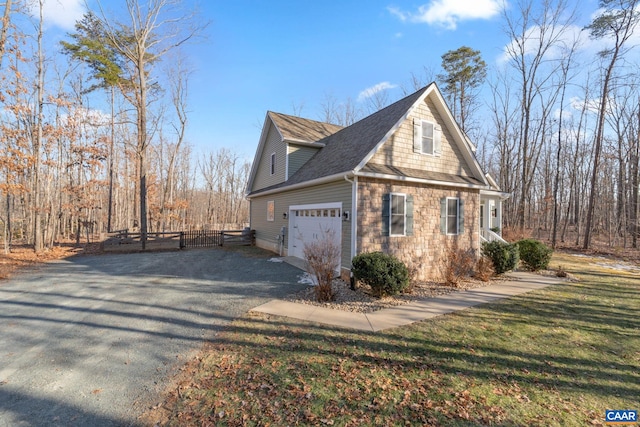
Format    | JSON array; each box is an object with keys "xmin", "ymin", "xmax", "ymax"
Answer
[
  {"xmin": 447, "ymin": 199, "xmax": 458, "ymax": 234},
  {"xmin": 440, "ymin": 197, "xmax": 464, "ymax": 235},
  {"xmin": 391, "ymin": 194, "xmax": 406, "ymax": 236},
  {"xmin": 383, "ymin": 193, "xmax": 413, "ymax": 237}
]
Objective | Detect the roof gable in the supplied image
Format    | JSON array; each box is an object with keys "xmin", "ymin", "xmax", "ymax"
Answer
[
  {"xmin": 246, "ymin": 112, "xmax": 343, "ymax": 193},
  {"xmin": 277, "ymin": 86, "xmax": 430, "ymax": 188},
  {"xmin": 248, "ymin": 83, "xmax": 489, "ymax": 196}
]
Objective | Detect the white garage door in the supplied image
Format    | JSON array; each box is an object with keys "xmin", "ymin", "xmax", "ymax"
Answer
[{"xmin": 289, "ymin": 203, "xmax": 342, "ymax": 261}]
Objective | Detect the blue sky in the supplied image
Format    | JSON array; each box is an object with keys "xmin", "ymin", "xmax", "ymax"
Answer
[{"xmin": 35, "ymin": 0, "xmax": 609, "ymax": 161}]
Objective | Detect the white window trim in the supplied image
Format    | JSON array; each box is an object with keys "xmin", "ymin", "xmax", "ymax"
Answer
[
  {"xmin": 267, "ymin": 200, "xmax": 275, "ymax": 222},
  {"xmin": 420, "ymin": 120, "xmax": 435, "ymax": 155},
  {"xmin": 270, "ymin": 152, "xmax": 276, "ymax": 176},
  {"xmin": 445, "ymin": 197, "xmax": 460, "ymax": 235},
  {"xmin": 390, "ymin": 193, "xmax": 407, "ymax": 237}
]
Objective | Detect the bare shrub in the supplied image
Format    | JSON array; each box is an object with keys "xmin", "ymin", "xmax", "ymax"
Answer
[
  {"xmin": 556, "ymin": 265, "xmax": 568, "ymax": 278},
  {"xmin": 401, "ymin": 256, "xmax": 419, "ymax": 293},
  {"xmin": 475, "ymin": 256, "xmax": 494, "ymax": 282},
  {"xmin": 302, "ymin": 228, "xmax": 340, "ymax": 302},
  {"xmin": 440, "ymin": 239, "xmax": 476, "ymax": 287}
]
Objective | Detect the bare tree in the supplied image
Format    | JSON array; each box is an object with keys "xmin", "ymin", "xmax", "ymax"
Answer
[
  {"xmin": 551, "ymin": 38, "xmax": 580, "ymax": 248},
  {"xmin": 158, "ymin": 55, "xmax": 190, "ymax": 231},
  {"xmin": 319, "ymin": 92, "xmax": 360, "ymax": 126},
  {"xmin": 95, "ymin": 0, "xmax": 205, "ymax": 248},
  {"xmin": 0, "ymin": 0, "xmax": 12, "ymax": 68},
  {"xmin": 501, "ymin": 0, "xmax": 577, "ymax": 231},
  {"xmin": 583, "ymin": 0, "xmax": 640, "ymax": 249}
]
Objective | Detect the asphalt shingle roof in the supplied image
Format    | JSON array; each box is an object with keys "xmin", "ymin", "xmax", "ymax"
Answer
[
  {"xmin": 360, "ymin": 163, "xmax": 484, "ymax": 186},
  {"xmin": 268, "ymin": 112, "xmax": 343, "ymax": 143},
  {"xmin": 282, "ymin": 86, "xmax": 430, "ymax": 185},
  {"xmin": 249, "ymin": 85, "xmax": 464, "ymax": 196}
]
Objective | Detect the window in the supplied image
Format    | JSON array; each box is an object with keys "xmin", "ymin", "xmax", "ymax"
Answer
[
  {"xmin": 382, "ymin": 193, "xmax": 413, "ymax": 237},
  {"xmin": 267, "ymin": 200, "xmax": 275, "ymax": 222},
  {"xmin": 440, "ymin": 197, "xmax": 464, "ymax": 235},
  {"xmin": 447, "ymin": 199, "xmax": 458, "ymax": 234},
  {"xmin": 270, "ymin": 153, "xmax": 276, "ymax": 175},
  {"xmin": 421, "ymin": 121, "xmax": 434, "ymax": 154},
  {"xmin": 413, "ymin": 118, "xmax": 441, "ymax": 156},
  {"xmin": 390, "ymin": 194, "xmax": 406, "ymax": 236}
]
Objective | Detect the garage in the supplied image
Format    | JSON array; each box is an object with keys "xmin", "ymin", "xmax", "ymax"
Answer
[{"xmin": 288, "ymin": 202, "xmax": 342, "ymax": 261}]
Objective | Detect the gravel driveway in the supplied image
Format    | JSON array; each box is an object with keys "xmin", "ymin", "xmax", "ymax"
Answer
[{"xmin": 0, "ymin": 247, "xmax": 307, "ymax": 426}]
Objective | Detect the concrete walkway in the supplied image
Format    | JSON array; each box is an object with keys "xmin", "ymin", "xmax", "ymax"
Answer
[{"xmin": 251, "ymin": 272, "xmax": 564, "ymax": 332}]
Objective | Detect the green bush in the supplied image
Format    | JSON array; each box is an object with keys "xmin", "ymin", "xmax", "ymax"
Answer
[
  {"xmin": 481, "ymin": 241, "xmax": 519, "ymax": 275},
  {"xmin": 351, "ymin": 252, "xmax": 410, "ymax": 297},
  {"xmin": 517, "ymin": 239, "xmax": 553, "ymax": 271}
]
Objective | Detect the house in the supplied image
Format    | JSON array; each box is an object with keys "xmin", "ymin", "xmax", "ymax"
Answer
[{"xmin": 246, "ymin": 83, "xmax": 508, "ymax": 281}]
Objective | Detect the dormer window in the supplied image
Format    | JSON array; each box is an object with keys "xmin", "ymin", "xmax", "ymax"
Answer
[{"xmin": 270, "ymin": 153, "xmax": 276, "ymax": 175}]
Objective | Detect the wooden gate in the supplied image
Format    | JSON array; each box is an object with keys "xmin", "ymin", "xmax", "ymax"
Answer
[{"xmin": 179, "ymin": 230, "xmax": 223, "ymax": 248}]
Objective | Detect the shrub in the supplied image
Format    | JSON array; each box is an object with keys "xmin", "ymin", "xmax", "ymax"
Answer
[
  {"xmin": 440, "ymin": 240, "xmax": 476, "ymax": 287},
  {"xmin": 475, "ymin": 256, "xmax": 495, "ymax": 282},
  {"xmin": 481, "ymin": 241, "xmax": 519, "ymax": 275},
  {"xmin": 303, "ymin": 228, "xmax": 340, "ymax": 302},
  {"xmin": 556, "ymin": 265, "xmax": 567, "ymax": 278},
  {"xmin": 517, "ymin": 239, "xmax": 553, "ymax": 271},
  {"xmin": 351, "ymin": 252, "xmax": 409, "ymax": 297}
]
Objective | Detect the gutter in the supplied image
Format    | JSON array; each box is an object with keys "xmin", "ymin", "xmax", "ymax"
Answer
[
  {"xmin": 247, "ymin": 172, "xmax": 350, "ymax": 199},
  {"xmin": 356, "ymin": 171, "xmax": 486, "ymax": 190},
  {"xmin": 480, "ymin": 189, "xmax": 511, "ymax": 200}
]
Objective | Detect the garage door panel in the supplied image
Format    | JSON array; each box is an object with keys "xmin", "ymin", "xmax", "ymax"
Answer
[{"xmin": 290, "ymin": 206, "xmax": 341, "ymax": 261}]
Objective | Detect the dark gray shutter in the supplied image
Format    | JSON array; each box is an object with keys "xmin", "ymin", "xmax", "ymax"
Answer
[
  {"xmin": 406, "ymin": 195, "xmax": 414, "ymax": 236},
  {"xmin": 440, "ymin": 198, "xmax": 446, "ymax": 234},
  {"xmin": 382, "ymin": 194, "xmax": 390, "ymax": 236},
  {"xmin": 458, "ymin": 198, "xmax": 465, "ymax": 234}
]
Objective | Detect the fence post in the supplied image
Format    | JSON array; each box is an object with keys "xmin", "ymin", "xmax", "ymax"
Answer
[{"xmin": 179, "ymin": 232, "xmax": 184, "ymax": 249}]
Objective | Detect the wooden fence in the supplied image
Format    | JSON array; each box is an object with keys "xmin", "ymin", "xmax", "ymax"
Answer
[{"xmin": 102, "ymin": 229, "xmax": 255, "ymax": 252}]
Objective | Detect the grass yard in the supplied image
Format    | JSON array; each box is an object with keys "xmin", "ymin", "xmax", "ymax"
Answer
[{"xmin": 144, "ymin": 252, "xmax": 640, "ymax": 426}]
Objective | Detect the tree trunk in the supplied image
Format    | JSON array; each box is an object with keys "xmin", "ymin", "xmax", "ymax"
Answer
[
  {"xmin": 33, "ymin": 0, "xmax": 45, "ymax": 253},
  {"xmin": 584, "ymin": 54, "xmax": 617, "ymax": 249}
]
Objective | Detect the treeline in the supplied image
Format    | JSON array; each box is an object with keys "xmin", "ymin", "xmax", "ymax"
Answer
[
  {"xmin": 482, "ymin": 0, "xmax": 640, "ymax": 250},
  {"xmin": 0, "ymin": 0, "xmax": 249, "ymax": 253},
  {"xmin": 308, "ymin": 0, "xmax": 640, "ymax": 251}
]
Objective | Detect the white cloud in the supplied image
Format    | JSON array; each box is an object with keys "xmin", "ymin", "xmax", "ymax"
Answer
[
  {"xmin": 30, "ymin": 0, "xmax": 85, "ymax": 31},
  {"xmin": 60, "ymin": 107, "xmax": 110, "ymax": 127},
  {"xmin": 357, "ymin": 81, "xmax": 398, "ymax": 102},
  {"xmin": 388, "ymin": 0, "xmax": 502, "ymax": 30}
]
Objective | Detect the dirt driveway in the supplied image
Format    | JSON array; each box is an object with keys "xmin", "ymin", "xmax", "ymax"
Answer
[{"xmin": 0, "ymin": 247, "xmax": 306, "ymax": 426}]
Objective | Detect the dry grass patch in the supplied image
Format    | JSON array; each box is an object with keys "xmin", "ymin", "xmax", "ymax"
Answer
[{"xmin": 143, "ymin": 251, "xmax": 639, "ymax": 426}]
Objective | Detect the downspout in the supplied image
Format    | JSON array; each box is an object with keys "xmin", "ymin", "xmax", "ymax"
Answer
[{"xmin": 344, "ymin": 174, "xmax": 357, "ymax": 288}]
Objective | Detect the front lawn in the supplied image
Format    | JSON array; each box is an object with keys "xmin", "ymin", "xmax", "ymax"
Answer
[{"xmin": 144, "ymin": 252, "xmax": 640, "ymax": 426}]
